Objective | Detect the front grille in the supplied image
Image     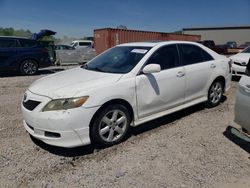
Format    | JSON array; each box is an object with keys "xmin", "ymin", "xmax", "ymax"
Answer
[
  {"xmin": 23, "ymin": 100, "xmax": 41, "ymax": 111},
  {"xmin": 234, "ymin": 62, "xmax": 246, "ymax": 66}
]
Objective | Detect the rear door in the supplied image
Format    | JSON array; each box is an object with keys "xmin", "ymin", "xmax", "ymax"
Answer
[
  {"xmin": 57, "ymin": 45, "xmax": 78, "ymax": 63},
  {"xmin": 0, "ymin": 38, "xmax": 17, "ymax": 70},
  {"xmin": 178, "ymin": 44, "xmax": 215, "ymax": 103},
  {"xmin": 235, "ymin": 62, "xmax": 250, "ymax": 130}
]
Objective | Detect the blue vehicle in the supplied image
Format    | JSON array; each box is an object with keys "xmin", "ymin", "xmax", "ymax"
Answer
[{"xmin": 0, "ymin": 32, "xmax": 54, "ymax": 75}]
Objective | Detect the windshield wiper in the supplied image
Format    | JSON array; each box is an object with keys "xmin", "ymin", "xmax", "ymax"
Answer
[{"xmin": 82, "ymin": 64, "xmax": 104, "ymax": 72}]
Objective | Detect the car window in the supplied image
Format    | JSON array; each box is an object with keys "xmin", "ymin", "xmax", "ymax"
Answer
[
  {"xmin": 242, "ymin": 47, "xmax": 250, "ymax": 53},
  {"xmin": 201, "ymin": 49, "xmax": 214, "ymax": 61},
  {"xmin": 79, "ymin": 42, "xmax": 91, "ymax": 46},
  {"xmin": 83, "ymin": 46, "xmax": 151, "ymax": 74},
  {"xmin": 64, "ymin": 45, "xmax": 74, "ymax": 50},
  {"xmin": 179, "ymin": 44, "xmax": 208, "ymax": 66},
  {"xmin": 147, "ymin": 45, "xmax": 179, "ymax": 70},
  {"xmin": 19, "ymin": 39, "xmax": 38, "ymax": 47},
  {"xmin": 0, "ymin": 38, "xmax": 16, "ymax": 48}
]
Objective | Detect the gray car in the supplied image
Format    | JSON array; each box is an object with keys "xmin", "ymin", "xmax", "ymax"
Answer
[
  {"xmin": 55, "ymin": 44, "xmax": 96, "ymax": 65},
  {"xmin": 233, "ymin": 58, "xmax": 250, "ymax": 142}
]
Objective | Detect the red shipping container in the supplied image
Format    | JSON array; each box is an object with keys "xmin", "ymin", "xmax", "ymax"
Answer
[{"xmin": 94, "ymin": 28, "xmax": 201, "ymax": 54}]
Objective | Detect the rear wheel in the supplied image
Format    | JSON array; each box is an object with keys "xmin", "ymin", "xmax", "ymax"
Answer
[
  {"xmin": 20, "ymin": 59, "xmax": 38, "ymax": 75},
  {"xmin": 206, "ymin": 81, "xmax": 223, "ymax": 107},
  {"xmin": 91, "ymin": 104, "xmax": 131, "ymax": 146}
]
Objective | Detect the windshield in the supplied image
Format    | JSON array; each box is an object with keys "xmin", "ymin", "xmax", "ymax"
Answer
[
  {"xmin": 82, "ymin": 46, "xmax": 151, "ymax": 74},
  {"xmin": 241, "ymin": 46, "xmax": 250, "ymax": 53}
]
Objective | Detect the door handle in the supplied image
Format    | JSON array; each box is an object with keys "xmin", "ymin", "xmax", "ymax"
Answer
[
  {"xmin": 177, "ymin": 71, "xmax": 185, "ymax": 77},
  {"xmin": 210, "ymin": 64, "xmax": 216, "ymax": 68}
]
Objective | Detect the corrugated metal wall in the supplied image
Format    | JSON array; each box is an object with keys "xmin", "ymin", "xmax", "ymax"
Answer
[{"xmin": 94, "ymin": 28, "xmax": 201, "ymax": 54}]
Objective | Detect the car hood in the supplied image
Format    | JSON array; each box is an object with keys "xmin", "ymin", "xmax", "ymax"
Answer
[
  {"xmin": 29, "ymin": 67, "xmax": 123, "ymax": 99},
  {"xmin": 230, "ymin": 53, "xmax": 250, "ymax": 62}
]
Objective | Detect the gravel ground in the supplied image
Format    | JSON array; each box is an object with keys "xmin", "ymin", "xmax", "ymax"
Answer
[{"xmin": 0, "ymin": 66, "xmax": 250, "ymax": 188}]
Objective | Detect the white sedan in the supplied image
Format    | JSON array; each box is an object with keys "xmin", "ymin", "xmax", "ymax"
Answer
[
  {"xmin": 22, "ymin": 41, "xmax": 231, "ymax": 148},
  {"xmin": 230, "ymin": 46, "xmax": 250, "ymax": 76}
]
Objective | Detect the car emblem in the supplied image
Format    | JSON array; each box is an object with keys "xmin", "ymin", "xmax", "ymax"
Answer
[{"xmin": 23, "ymin": 93, "xmax": 28, "ymax": 102}]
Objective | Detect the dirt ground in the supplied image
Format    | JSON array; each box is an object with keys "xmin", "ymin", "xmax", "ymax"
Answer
[{"xmin": 0, "ymin": 66, "xmax": 250, "ymax": 188}]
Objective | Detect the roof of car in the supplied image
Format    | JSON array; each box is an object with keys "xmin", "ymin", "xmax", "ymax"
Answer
[{"xmin": 118, "ymin": 41, "xmax": 199, "ymax": 47}]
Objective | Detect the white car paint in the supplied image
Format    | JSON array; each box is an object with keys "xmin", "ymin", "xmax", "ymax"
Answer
[
  {"xmin": 235, "ymin": 75, "xmax": 250, "ymax": 133},
  {"xmin": 230, "ymin": 47, "xmax": 250, "ymax": 76},
  {"xmin": 22, "ymin": 41, "xmax": 231, "ymax": 147},
  {"xmin": 70, "ymin": 40, "xmax": 93, "ymax": 49}
]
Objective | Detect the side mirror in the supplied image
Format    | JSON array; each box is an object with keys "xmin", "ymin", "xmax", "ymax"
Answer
[{"xmin": 142, "ymin": 64, "xmax": 161, "ymax": 74}]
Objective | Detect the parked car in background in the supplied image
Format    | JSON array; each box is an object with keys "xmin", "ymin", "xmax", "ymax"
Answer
[
  {"xmin": 238, "ymin": 44, "xmax": 249, "ymax": 49},
  {"xmin": 32, "ymin": 29, "xmax": 57, "ymax": 63},
  {"xmin": 0, "ymin": 36, "xmax": 51, "ymax": 75},
  {"xmin": 230, "ymin": 46, "xmax": 250, "ymax": 76},
  {"xmin": 22, "ymin": 41, "xmax": 231, "ymax": 148},
  {"xmin": 232, "ymin": 58, "xmax": 250, "ymax": 142},
  {"xmin": 226, "ymin": 41, "xmax": 237, "ymax": 48},
  {"xmin": 55, "ymin": 44, "xmax": 96, "ymax": 65},
  {"xmin": 70, "ymin": 40, "xmax": 93, "ymax": 49},
  {"xmin": 198, "ymin": 40, "xmax": 227, "ymax": 54},
  {"xmin": 55, "ymin": 44, "xmax": 78, "ymax": 65}
]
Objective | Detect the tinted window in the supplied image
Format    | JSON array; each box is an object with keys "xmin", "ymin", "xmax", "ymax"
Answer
[
  {"xmin": 201, "ymin": 49, "xmax": 214, "ymax": 61},
  {"xmin": 0, "ymin": 38, "xmax": 16, "ymax": 48},
  {"xmin": 179, "ymin": 44, "xmax": 209, "ymax": 66},
  {"xmin": 147, "ymin": 45, "xmax": 179, "ymax": 70},
  {"xmin": 79, "ymin": 42, "xmax": 91, "ymax": 46},
  {"xmin": 63, "ymin": 45, "xmax": 75, "ymax": 50},
  {"xmin": 242, "ymin": 47, "xmax": 250, "ymax": 53},
  {"xmin": 19, "ymin": 39, "xmax": 38, "ymax": 47}
]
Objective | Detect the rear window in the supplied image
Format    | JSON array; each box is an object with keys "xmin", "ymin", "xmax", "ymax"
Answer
[
  {"xmin": 179, "ymin": 44, "xmax": 213, "ymax": 66},
  {"xmin": 0, "ymin": 38, "xmax": 16, "ymax": 48},
  {"xmin": 19, "ymin": 39, "xmax": 38, "ymax": 48}
]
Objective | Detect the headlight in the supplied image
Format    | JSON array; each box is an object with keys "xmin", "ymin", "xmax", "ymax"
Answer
[{"xmin": 42, "ymin": 96, "xmax": 89, "ymax": 112}]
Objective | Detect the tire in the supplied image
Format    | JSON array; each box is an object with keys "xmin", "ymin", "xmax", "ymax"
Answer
[
  {"xmin": 206, "ymin": 80, "xmax": 223, "ymax": 108},
  {"xmin": 20, "ymin": 59, "xmax": 38, "ymax": 75},
  {"xmin": 91, "ymin": 104, "xmax": 131, "ymax": 147}
]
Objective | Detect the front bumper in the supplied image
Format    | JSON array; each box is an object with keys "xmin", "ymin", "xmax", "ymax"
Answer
[
  {"xmin": 232, "ymin": 64, "xmax": 246, "ymax": 76},
  {"xmin": 21, "ymin": 90, "xmax": 99, "ymax": 148}
]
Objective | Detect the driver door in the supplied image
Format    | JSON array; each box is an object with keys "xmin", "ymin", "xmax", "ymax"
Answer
[{"xmin": 136, "ymin": 44, "xmax": 185, "ymax": 118}]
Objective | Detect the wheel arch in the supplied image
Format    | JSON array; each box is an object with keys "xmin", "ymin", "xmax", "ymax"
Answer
[
  {"xmin": 211, "ymin": 76, "xmax": 226, "ymax": 92},
  {"xmin": 89, "ymin": 98, "xmax": 134, "ymax": 130}
]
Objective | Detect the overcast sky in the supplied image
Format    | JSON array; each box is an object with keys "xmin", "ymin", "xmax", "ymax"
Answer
[{"xmin": 0, "ymin": 0, "xmax": 250, "ymax": 37}]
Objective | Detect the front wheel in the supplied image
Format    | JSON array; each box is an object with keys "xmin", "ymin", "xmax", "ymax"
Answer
[
  {"xmin": 206, "ymin": 81, "xmax": 223, "ymax": 107},
  {"xmin": 20, "ymin": 59, "xmax": 38, "ymax": 75},
  {"xmin": 91, "ymin": 104, "xmax": 131, "ymax": 147}
]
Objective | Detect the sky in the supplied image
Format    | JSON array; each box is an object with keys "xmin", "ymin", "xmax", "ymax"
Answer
[{"xmin": 0, "ymin": 0, "xmax": 250, "ymax": 38}]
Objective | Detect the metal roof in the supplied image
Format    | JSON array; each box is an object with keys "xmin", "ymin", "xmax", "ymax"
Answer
[{"xmin": 183, "ymin": 25, "xmax": 250, "ymax": 31}]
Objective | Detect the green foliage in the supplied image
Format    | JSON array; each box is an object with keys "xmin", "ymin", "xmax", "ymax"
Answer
[
  {"xmin": 38, "ymin": 35, "xmax": 55, "ymax": 42},
  {"xmin": 0, "ymin": 27, "xmax": 32, "ymax": 37}
]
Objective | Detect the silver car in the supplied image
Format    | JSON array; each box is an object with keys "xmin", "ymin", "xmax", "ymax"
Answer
[
  {"xmin": 55, "ymin": 45, "xmax": 96, "ymax": 65},
  {"xmin": 233, "ymin": 58, "xmax": 250, "ymax": 141}
]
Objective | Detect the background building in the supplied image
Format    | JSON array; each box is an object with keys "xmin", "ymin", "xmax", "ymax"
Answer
[
  {"xmin": 94, "ymin": 28, "xmax": 200, "ymax": 54},
  {"xmin": 183, "ymin": 26, "xmax": 250, "ymax": 45}
]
